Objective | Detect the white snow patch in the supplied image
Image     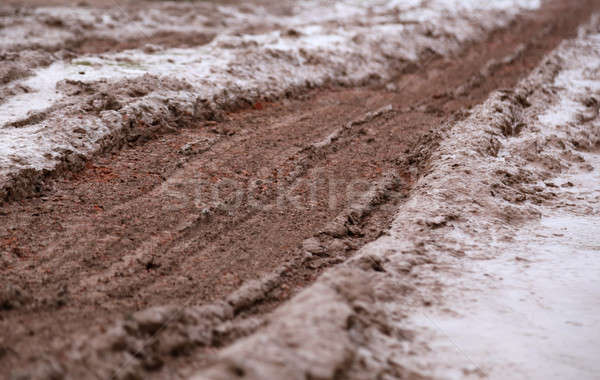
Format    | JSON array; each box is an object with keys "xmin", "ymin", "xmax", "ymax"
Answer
[{"xmin": 538, "ymin": 36, "xmax": 600, "ymax": 128}]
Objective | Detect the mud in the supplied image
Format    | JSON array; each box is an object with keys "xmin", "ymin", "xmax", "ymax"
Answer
[
  {"xmin": 0, "ymin": 0, "xmax": 542, "ymax": 202},
  {"xmin": 194, "ymin": 12, "xmax": 600, "ymax": 380},
  {"xmin": 1, "ymin": 1, "xmax": 600, "ymax": 379}
]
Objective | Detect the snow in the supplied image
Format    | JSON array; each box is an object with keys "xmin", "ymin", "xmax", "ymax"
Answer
[
  {"xmin": 0, "ymin": 0, "xmax": 532, "ymax": 126},
  {"xmin": 538, "ymin": 35, "xmax": 600, "ymax": 129},
  {"xmin": 409, "ymin": 163, "xmax": 600, "ymax": 380},
  {"xmin": 0, "ymin": 0, "xmax": 544, "ymax": 127}
]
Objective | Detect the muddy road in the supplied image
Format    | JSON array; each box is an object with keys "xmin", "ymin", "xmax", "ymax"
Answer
[{"xmin": 1, "ymin": 0, "xmax": 600, "ymax": 379}]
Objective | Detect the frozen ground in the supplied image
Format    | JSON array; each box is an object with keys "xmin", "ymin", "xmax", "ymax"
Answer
[{"xmin": 0, "ymin": 0, "xmax": 540, "ymax": 200}]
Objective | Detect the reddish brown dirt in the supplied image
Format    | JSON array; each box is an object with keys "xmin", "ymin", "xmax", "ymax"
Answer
[
  {"xmin": 65, "ymin": 31, "xmax": 216, "ymax": 55},
  {"xmin": 1, "ymin": 0, "xmax": 599, "ymax": 378}
]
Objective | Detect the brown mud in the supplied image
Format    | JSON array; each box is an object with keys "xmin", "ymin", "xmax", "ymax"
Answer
[{"xmin": 1, "ymin": 0, "xmax": 600, "ymax": 379}]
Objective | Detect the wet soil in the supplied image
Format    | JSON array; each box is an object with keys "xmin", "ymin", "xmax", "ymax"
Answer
[{"xmin": 1, "ymin": 0, "xmax": 600, "ymax": 378}]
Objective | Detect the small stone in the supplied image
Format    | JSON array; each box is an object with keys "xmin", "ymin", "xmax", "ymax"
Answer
[
  {"xmin": 302, "ymin": 238, "xmax": 327, "ymax": 256},
  {"xmin": 132, "ymin": 306, "xmax": 178, "ymax": 334},
  {"xmin": 321, "ymin": 220, "xmax": 347, "ymax": 238}
]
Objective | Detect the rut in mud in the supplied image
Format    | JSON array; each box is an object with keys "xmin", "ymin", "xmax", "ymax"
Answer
[{"xmin": 1, "ymin": 1, "xmax": 600, "ymax": 379}]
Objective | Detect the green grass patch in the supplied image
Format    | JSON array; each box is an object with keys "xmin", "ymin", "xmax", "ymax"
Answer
[{"xmin": 73, "ymin": 60, "xmax": 94, "ymax": 66}]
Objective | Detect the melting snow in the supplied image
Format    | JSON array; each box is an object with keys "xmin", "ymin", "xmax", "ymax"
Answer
[
  {"xmin": 409, "ymin": 162, "xmax": 600, "ymax": 380},
  {"xmin": 407, "ymin": 29, "xmax": 600, "ymax": 380}
]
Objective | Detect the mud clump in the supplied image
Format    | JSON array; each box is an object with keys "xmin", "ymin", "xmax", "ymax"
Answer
[
  {"xmin": 42, "ymin": 302, "xmax": 263, "ymax": 380},
  {"xmin": 0, "ymin": 64, "xmax": 31, "ymax": 85},
  {"xmin": 0, "ymin": 284, "xmax": 32, "ymax": 310},
  {"xmin": 178, "ymin": 137, "xmax": 218, "ymax": 156},
  {"xmin": 0, "ymin": 50, "xmax": 53, "ymax": 85}
]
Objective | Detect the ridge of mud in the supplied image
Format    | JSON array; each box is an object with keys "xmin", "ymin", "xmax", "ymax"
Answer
[{"xmin": 192, "ymin": 16, "xmax": 600, "ymax": 380}]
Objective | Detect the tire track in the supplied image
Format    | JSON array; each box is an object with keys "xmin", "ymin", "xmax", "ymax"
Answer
[{"xmin": 1, "ymin": 0, "xmax": 599, "ymax": 378}]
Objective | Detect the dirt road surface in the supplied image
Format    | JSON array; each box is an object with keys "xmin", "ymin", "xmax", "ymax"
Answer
[{"xmin": 1, "ymin": 1, "xmax": 600, "ymax": 379}]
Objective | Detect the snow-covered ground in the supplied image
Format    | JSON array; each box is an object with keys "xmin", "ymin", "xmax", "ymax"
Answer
[
  {"xmin": 0, "ymin": 0, "xmax": 541, "ymax": 52},
  {"xmin": 409, "ymin": 157, "xmax": 600, "ymax": 380},
  {"xmin": 0, "ymin": 0, "xmax": 540, "ymax": 199}
]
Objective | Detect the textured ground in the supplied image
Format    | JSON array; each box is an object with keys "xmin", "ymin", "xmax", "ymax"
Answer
[{"xmin": 1, "ymin": 1, "xmax": 599, "ymax": 380}]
